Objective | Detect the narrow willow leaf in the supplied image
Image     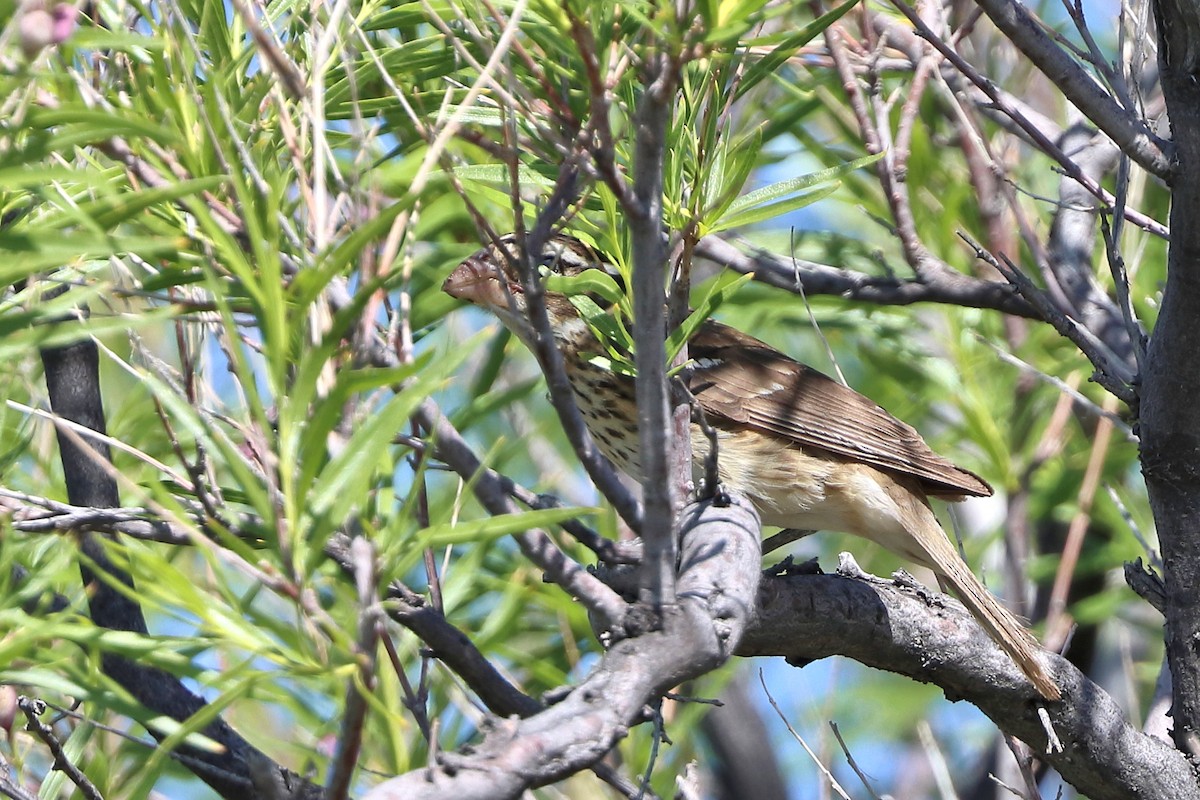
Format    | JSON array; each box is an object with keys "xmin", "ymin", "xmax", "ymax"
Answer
[
  {"xmin": 416, "ymin": 506, "xmax": 602, "ymax": 548},
  {"xmin": 709, "ymin": 183, "xmax": 840, "ymax": 233},
  {"xmin": 0, "ymin": 234, "xmax": 187, "ymax": 285},
  {"xmin": 73, "ymin": 176, "xmax": 225, "ymax": 229},
  {"xmin": 305, "ymin": 338, "xmax": 479, "ymax": 527},
  {"xmin": 568, "ymin": 294, "xmax": 637, "ymax": 373},
  {"xmin": 704, "ymin": 0, "xmax": 774, "ymax": 42},
  {"xmin": 543, "ymin": 268, "xmax": 624, "ymax": 304},
  {"xmin": 737, "ymin": 0, "xmax": 862, "ymax": 98},
  {"xmin": 724, "ymin": 154, "xmax": 880, "ymax": 215},
  {"xmin": 0, "ymin": 306, "xmax": 179, "ymax": 358},
  {"xmin": 128, "ymin": 666, "xmax": 261, "ymax": 799},
  {"xmin": 25, "ymin": 107, "xmax": 177, "ymax": 146},
  {"xmin": 667, "ymin": 272, "xmax": 756, "ymax": 362},
  {"xmin": 454, "ymin": 163, "xmax": 558, "ymax": 188},
  {"xmin": 708, "ymin": 153, "xmax": 880, "ymax": 233},
  {"xmin": 292, "ymin": 358, "xmax": 428, "ymax": 506},
  {"xmin": 704, "ymin": 126, "xmax": 764, "ymax": 223},
  {"xmin": 68, "ymin": 27, "xmax": 166, "ymax": 54}
]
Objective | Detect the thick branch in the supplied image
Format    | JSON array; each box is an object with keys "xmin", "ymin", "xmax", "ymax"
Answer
[
  {"xmin": 1045, "ymin": 126, "xmax": 1139, "ymax": 370},
  {"xmin": 739, "ymin": 571, "xmax": 1200, "ymax": 800},
  {"xmin": 39, "ymin": 336, "xmax": 321, "ymax": 800},
  {"xmin": 362, "ymin": 495, "xmax": 762, "ymax": 800},
  {"xmin": 383, "ymin": 584, "xmax": 542, "ymax": 718},
  {"xmin": 630, "ymin": 51, "xmax": 681, "ymax": 610},
  {"xmin": 1141, "ymin": 0, "xmax": 1200, "ymax": 758},
  {"xmin": 970, "ymin": 0, "xmax": 1172, "ymax": 178}
]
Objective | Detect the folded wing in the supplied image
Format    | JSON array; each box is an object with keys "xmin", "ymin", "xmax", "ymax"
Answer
[{"xmin": 687, "ymin": 321, "xmax": 992, "ymax": 499}]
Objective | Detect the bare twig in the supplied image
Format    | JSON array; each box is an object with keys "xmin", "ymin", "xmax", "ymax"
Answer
[
  {"xmin": 362, "ymin": 496, "xmax": 762, "ymax": 800},
  {"xmin": 969, "ymin": 0, "xmax": 1171, "ymax": 178},
  {"xmin": 829, "ymin": 722, "xmax": 885, "ymax": 800},
  {"xmin": 759, "ymin": 673, "xmax": 852, "ymax": 800},
  {"xmin": 888, "ymin": 0, "xmax": 1171, "ymax": 232},
  {"xmin": 958, "ymin": 233, "xmax": 1137, "ymax": 404},
  {"xmin": 416, "ymin": 399, "xmax": 630, "ymax": 633},
  {"xmin": 325, "ymin": 537, "xmax": 379, "ymax": 800},
  {"xmin": 18, "ymin": 697, "xmax": 103, "ymax": 800},
  {"xmin": 0, "ymin": 753, "xmax": 37, "ymax": 800},
  {"xmin": 1044, "ymin": 393, "xmax": 1120, "ymax": 650}
]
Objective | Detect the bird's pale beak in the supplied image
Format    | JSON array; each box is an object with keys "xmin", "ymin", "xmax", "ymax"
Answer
[{"xmin": 443, "ymin": 254, "xmax": 512, "ymax": 307}]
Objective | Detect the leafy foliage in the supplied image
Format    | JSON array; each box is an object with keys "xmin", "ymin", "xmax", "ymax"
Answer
[{"xmin": 0, "ymin": 0, "xmax": 1162, "ymax": 797}]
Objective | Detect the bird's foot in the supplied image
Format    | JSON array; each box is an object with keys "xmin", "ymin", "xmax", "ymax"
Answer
[{"xmin": 693, "ymin": 478, "xmax": 732, "ymax": 507}]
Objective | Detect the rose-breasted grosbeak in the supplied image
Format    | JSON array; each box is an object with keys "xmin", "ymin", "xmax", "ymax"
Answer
[{"xmin": 444, "ymin": 232, "xmax": 1058, "ymax": 700}]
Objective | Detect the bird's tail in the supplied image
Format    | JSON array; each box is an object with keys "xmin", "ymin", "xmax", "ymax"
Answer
[{"xmin": 901, "ymin": 494, "xmax": 1061, "ymax": 701}]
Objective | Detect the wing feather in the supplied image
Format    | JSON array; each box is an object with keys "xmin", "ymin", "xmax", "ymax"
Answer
[{"xmin": 687, "ymin": 321, "xmax": 992, "ymax": 498}]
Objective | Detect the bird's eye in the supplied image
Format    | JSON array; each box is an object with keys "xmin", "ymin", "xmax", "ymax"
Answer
[{"xmin": 538, "ymin": 251, "xmax": 561, "ymax": 271}]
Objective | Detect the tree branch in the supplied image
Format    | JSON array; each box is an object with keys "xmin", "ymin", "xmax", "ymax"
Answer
[
  {"xmin": 39, "ymin": 332, "xmax": 321, "ymax": 800},
  {"xmin": 968, "ymin": 0, "xmax": 1172, "ymax": 178},
  {"xmin": 361, "ymin": 495, "xmax": 762, "ymax": 800},
  {"xmin": 629, "ymin": 47, "xmax": 682, "ymax": 611},
  {"xmin": 888, "ymin": 0, "xmax": 1174, "ymax": 219},
  {"xmin": 1140, "ymin": 0, "xmax": 1200, "ymax": 758},
  {"xmin": 693, "ymin": 235, "xmax": 1039, "ymax": 317},
  {"xmin": 414, "ymin": 399, "xmax": 630, "ymax": 634},
  {"xmin": 739, "ymin": 570, "xmax": 1200, "ymax": 800}
]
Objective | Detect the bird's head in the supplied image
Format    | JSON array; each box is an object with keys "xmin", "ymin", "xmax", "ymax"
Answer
[{"xmin": 443, "ymin": 232, "xmax": 624, "ymax": 349}]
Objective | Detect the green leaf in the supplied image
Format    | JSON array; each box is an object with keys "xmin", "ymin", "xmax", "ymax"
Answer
[
  {"xmin": 417, "ymin": 506, "xmax": 603, "ymax": 547},
  {"xmin": 451, "ymin": 377, "xmax": 542, "ymax": 432},
  {"xmin": 667, "ymin": 271, "xmax": 756, "ymax": 363},
  {"xmin": 708, "ymin": 153, "xmax": 881, "ymax": 233},
  {"xmin": 304, "ymin": 337, "xmax": 480, "ymax": 529},
  {"xmin": 291, "ymin": 358, "xmax": 427, "ymax": 509},
  {"xmin": 453, "ymin": 163, "xmax": 558, "ymax": 188},
  {"xmin": 25, "ymin": 107, "xmax": 178, "ymax": 147},
  {"xmin": 543, "ymin": 268, "xmax": 625, "ymax": 305},
  {"xmin": 704, "ymin": 0, "xmax": 774, "ymax": 42},
  {"xmin": 68, "ymin": 27, "xmax": 166, "ymax": 54},
  {"xmin": 737, "ymin": 0, "xmax": 862, "ymax": 98},
  {"xmin": 709, "ymin": 182, "xmax": 839, "ymax": 233},
  {"xmin": 703, "ymin": 126, "xmax": 764, "ymax": 224},
  {"xmin": 567, "ymin": 294, "xmax": 637, "ymax": 374},
  {"xmin": 0, "ymin": 233, "xmax": 187, "ymax": 284}
]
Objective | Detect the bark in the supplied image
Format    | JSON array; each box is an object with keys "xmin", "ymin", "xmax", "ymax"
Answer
[
  {"xmin": 1140, "ymin": 0, "xmax": 1200, "ymax": 760},
  {"xmin": 362, "ymin": 495, "xmax": 762, "ymax": 800},
  {"xmin": 739, "ymin": 571, "xmax": 1199, "ymax": 800}
]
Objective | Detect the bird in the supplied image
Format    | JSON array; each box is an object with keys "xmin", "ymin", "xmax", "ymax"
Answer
[{"xmin": 443, "ymin": 231, "xmax": 1060, "ymax": 701}]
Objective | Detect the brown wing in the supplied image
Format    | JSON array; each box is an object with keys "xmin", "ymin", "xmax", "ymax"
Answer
[{"xmin": 687, "ymin": 320, "xmax": 992, "ymax": 498}]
